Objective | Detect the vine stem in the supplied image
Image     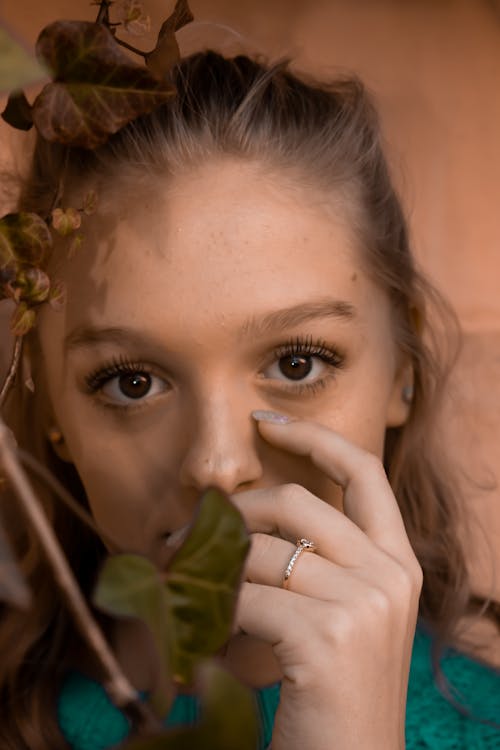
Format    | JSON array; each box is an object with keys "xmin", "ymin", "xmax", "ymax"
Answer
[
  {"xmin": 113, "ymin": 36, "xmax": 148, "ymax": 59},
  {"xmin": 18, "ymin": 449, "xmax": 119, "ymax": 553},
  {"xmin": 95, "ymin": 0, "xmax": 112, "ymax": 25},
  {"xmin": 0, "ymin": 336, "xmax": 23, "ymax": 409},
  {"xmin": 0, "ymin": 419, "xmax": 162, "ymax": 733}
]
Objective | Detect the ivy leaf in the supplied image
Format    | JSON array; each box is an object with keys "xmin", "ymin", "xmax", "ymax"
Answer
[
  {"xmin": 0, "ymin": 212, "xmax": 52, "ymax": 269},
  {"xmin": 145, "ymin": 0, "xmax": 194, "ymax": 80},
  {"xmin": 1, "ymin": 90, "xmax": 33, "ymax": 131},
  {"xmin": 51, "ymin": 207, "xmax": 82, "ymax": 236},
  {"xmin": 93, "ymin": 488, "xmax": 249, "ymax": 712},
  {"xmin": 16, "ymin": 266, "xmax": 51, "ymax": 304},
  {"xmin": 10, "ymin": 302, "xmax": 36, "ymax": 335},
  {"xmin": 0, "ymin": 26, "xmax": 47, "ymax": 92},
  {"xmin": 48, "ymin": 279, "xmax": 66, "ymax": 311},
  {"xmin": 93, "ymin": 553, "xmax": 174, "ymax": 717},
  {"xmin": 165, "ymin": 487, "xmax": 250, "ymax": 684},
  {"xmin": 0, "ymin": 516, "xmax": 31, "ymax": 609},
  {"xmin": 67, "ymin": 233, "xmax": 84, "ymax": 259},
  {"xmin": 82, "ymin": 189, "xmax": 98, "ymax": 215},
  {"xmin": 32, "ymin": 21, "xmax": 176, "ymax": 148},
  {"xmin": 122, "ymin": 662, "xmax": 259, "ymax": 750},
  {"xmin": 116, "ymin": 0, "xmax": 151, "ymax": 36}
]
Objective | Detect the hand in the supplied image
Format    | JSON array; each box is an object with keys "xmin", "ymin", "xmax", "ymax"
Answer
[{"xmin": 230, "ymin": 418, "xmax": 423, "ymax": 750}]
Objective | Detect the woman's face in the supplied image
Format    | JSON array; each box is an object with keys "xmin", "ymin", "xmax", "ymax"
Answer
[{"xmin": 38, "ymin": 158, "xmax": 410, "ymax": 566}]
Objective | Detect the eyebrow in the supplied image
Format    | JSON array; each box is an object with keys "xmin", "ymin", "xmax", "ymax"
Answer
[{"xmin": 64, "ymin": 298, "xmax": 357, "ymax": 353}]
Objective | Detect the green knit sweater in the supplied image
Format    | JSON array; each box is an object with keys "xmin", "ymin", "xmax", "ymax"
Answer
[{"xmin": 58, "ymin": 623, "xmax": 500, "ymax": 749}]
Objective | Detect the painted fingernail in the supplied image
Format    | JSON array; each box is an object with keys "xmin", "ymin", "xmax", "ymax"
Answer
[
  {"xmin": 251, "ymin": 410, "xmax": 292, "ymax": 425},
  {"xmin": 164, "ymin": 523, "xmax": 191, "ymax": 549}
]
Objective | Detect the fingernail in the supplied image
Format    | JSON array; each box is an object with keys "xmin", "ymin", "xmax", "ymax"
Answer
[
  {"xmin": 164, "ymin": 523, "xmax": 191, "ymax": 549},
  {"xmin": 251, "ymin": 410, "xmax": 292, "ymax": 425}
]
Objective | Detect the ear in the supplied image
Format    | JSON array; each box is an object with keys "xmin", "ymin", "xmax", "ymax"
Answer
[
  {"xmin": 385, "ymin": 357, "xmax": 414, "ymax": 428},
  {"xmin": 46, "ymin": 425, "xmax": 74, "ymax": 463}
]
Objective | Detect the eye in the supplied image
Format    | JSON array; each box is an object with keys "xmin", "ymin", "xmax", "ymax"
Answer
[
  {"xmin": 101, "ymin": 371, "xmax": 167, "ymax": 403},
  {"xmin": 85, "ymin": 358, "xmax": 169, "ymax": 407},
  {"xmin": 262, "ymin": 336, "xmax": 344, "ymax": 388},
  {"xmin": 264, "ymin": 353, "xmax": 327, "ymax": 382}
]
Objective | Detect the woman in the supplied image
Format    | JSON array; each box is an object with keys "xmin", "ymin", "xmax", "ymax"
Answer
[{"xmin": 1, "ymin": 51, "xmax": 499, "ymax": 749}]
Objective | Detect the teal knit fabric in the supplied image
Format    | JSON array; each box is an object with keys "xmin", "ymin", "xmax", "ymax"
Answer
[{"xmin": 58, "ymin": 624, "xmax": 500, "ymax": 749}]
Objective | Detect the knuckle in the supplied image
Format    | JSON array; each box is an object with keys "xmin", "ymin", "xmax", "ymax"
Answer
[
  {"xmin": 319, "ymin": 603, "xmax": 354, "ymax": 645},
  {"xmin": 363, "ymin": 584, "xmax": 392, "ymax": 618}
]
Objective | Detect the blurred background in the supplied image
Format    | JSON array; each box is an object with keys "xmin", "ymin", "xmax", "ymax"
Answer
[{"xmin": 1, "ymin": 0, "xmax": 499, "ymax": 600}]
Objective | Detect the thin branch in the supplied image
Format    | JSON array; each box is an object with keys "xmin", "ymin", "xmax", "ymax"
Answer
[
  {"xmin": 18, "ymin": 449, "xmax": 119, "ymax": 553},
  {"xmin": 0, "ymin": 420, "xmax": 162, "ymax": 734},
  {"xmin": 95, "ymin": 0, "xmax": 113, "ymax": 25},
  {"xmin": 0, "ymin": 336, "xmax": 23, "ymax": 409},
  {"xmin": 113, "ymin": 36, "xmax": 148, "ymax": 59}
]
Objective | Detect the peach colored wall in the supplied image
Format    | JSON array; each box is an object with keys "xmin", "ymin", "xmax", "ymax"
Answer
[{"xmin": 1, "ymin": 0, "xmax": 499, "ymax": 596}]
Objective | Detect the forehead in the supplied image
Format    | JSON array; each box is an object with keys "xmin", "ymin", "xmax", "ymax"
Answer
[{"xmin": 48, "ymin": 159, "xmax": 390, "ymax": 338}]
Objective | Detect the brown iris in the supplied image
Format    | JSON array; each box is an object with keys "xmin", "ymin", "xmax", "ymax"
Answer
[
  {"xmin": 118, "ymin": 372, "xmax": 151, "ymax": 399},
  {"xmin": 279, "ymin": 355, "xmax": 313, "ymax": 381}
]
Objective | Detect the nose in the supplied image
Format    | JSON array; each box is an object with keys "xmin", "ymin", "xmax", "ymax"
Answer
[{"xmin": 178, "ymin": 388, "xmax": 263, "ymax": 494}]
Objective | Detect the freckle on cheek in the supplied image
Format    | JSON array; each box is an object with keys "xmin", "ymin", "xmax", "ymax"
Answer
[{"xmin": 351, "ymin": 272, "xmax": 357, "ymax": 282}]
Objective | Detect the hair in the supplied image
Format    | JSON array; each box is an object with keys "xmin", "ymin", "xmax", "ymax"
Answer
[{"xmin": 1, "ymin": 50, "xmax": 498, "ymax": 748}]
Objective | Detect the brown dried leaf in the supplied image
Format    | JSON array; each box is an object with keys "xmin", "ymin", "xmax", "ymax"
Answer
[
  {"xmin": 33, "ymin": 21, "xmax": 175, "ymax": 149},
  {"xmin": 51, "ymin": 207, "xmax": 82, "ymax": 236},
  {"xmin": 10, "ymin": 302, "xmax": 36, "ymax": 336},
  {"xmin": 145, "ymin": 0, "xmax": 194, "ymax": 80},
  {"xmin": 0, "ymin": 213, "xmax": 52, "ymax": 269}
]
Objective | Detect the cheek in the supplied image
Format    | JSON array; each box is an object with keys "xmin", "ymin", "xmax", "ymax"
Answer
[
  {"xmin": 315, "ymin": 379, "xmax": 393, "ymax": 458},
  {"xmin": 67, "ymin": 438, "xmax": 167, "ymax": 551}
]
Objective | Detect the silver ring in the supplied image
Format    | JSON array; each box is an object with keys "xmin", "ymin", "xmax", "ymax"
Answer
[{"xmin": 282, "ymin": 538, "xmax": 317, "ymax": 590}]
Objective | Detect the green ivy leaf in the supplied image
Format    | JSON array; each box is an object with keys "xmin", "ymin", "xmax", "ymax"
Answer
[
  {"xmin": 32, "ymin": 21, "xmax": 176, "ymax": 148},
  {"xmin": 1, "ymin": 90, "xmax": 33, "ymax": 131},
  {"xmin": 0, "ymin": 515, "xmax": 31, "ymax": 609},
  {"xmin": 93, "ymin": 488, "xmax": 249, "ymax": 715},
  {"xmin": 93, "ymin": 553, "xmax": 173, "ymax": 717},
  {"xmin": 16, "ymin": 266, "xmax": 51, "ymax": 304},
  {"xmin": 10, "ymin": 302, "xmax": 36, "ymax": 335},
  {"xmin": 165, "ymin": 487, "xmax": 250, "ymax": 685},
  {"xmin": 145, "ymin": 0, "xmax": 194, "ymax": 80},
  {"xmin": 0, "ymin": 26, "xmax": 47, "ymax": 93},
  {"xmin": 122, "ymin": 662, "xmax": 259, "ymax": 750},
  {"xmin": 0, "ymin": 212, "xmax": 52, "ymax": 269}
]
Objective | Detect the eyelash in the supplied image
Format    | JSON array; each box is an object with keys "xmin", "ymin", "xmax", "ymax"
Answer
[{"xmin": 84, "ymin": 336, "xmax": 345, "ymax": 410}]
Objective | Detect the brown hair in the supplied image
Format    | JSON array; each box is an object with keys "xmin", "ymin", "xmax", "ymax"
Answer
[{"xmin": 1, "ymin": 50, "xmax": 497, "ymax": 748}]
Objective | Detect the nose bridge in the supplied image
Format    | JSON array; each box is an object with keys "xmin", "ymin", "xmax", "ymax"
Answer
[{"xmin": 178, "ymin": 380, "xmax": 262, "ymax": 493}]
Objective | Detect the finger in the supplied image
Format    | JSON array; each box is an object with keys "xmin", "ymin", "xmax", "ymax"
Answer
[
  {"xmin": 232, "ymin": 486, "xmax": 374, "ymax": 568},
  {"xmin": 235, "ymin": 581, "xmax": 325, "ymax": 649},
  {"xmin": 252, "ymin": 416, "xmax": 412, "ymax": 559},
  {"xmin": 246, "ymin": 532, "xmax": 367, "ymax": 601}
]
